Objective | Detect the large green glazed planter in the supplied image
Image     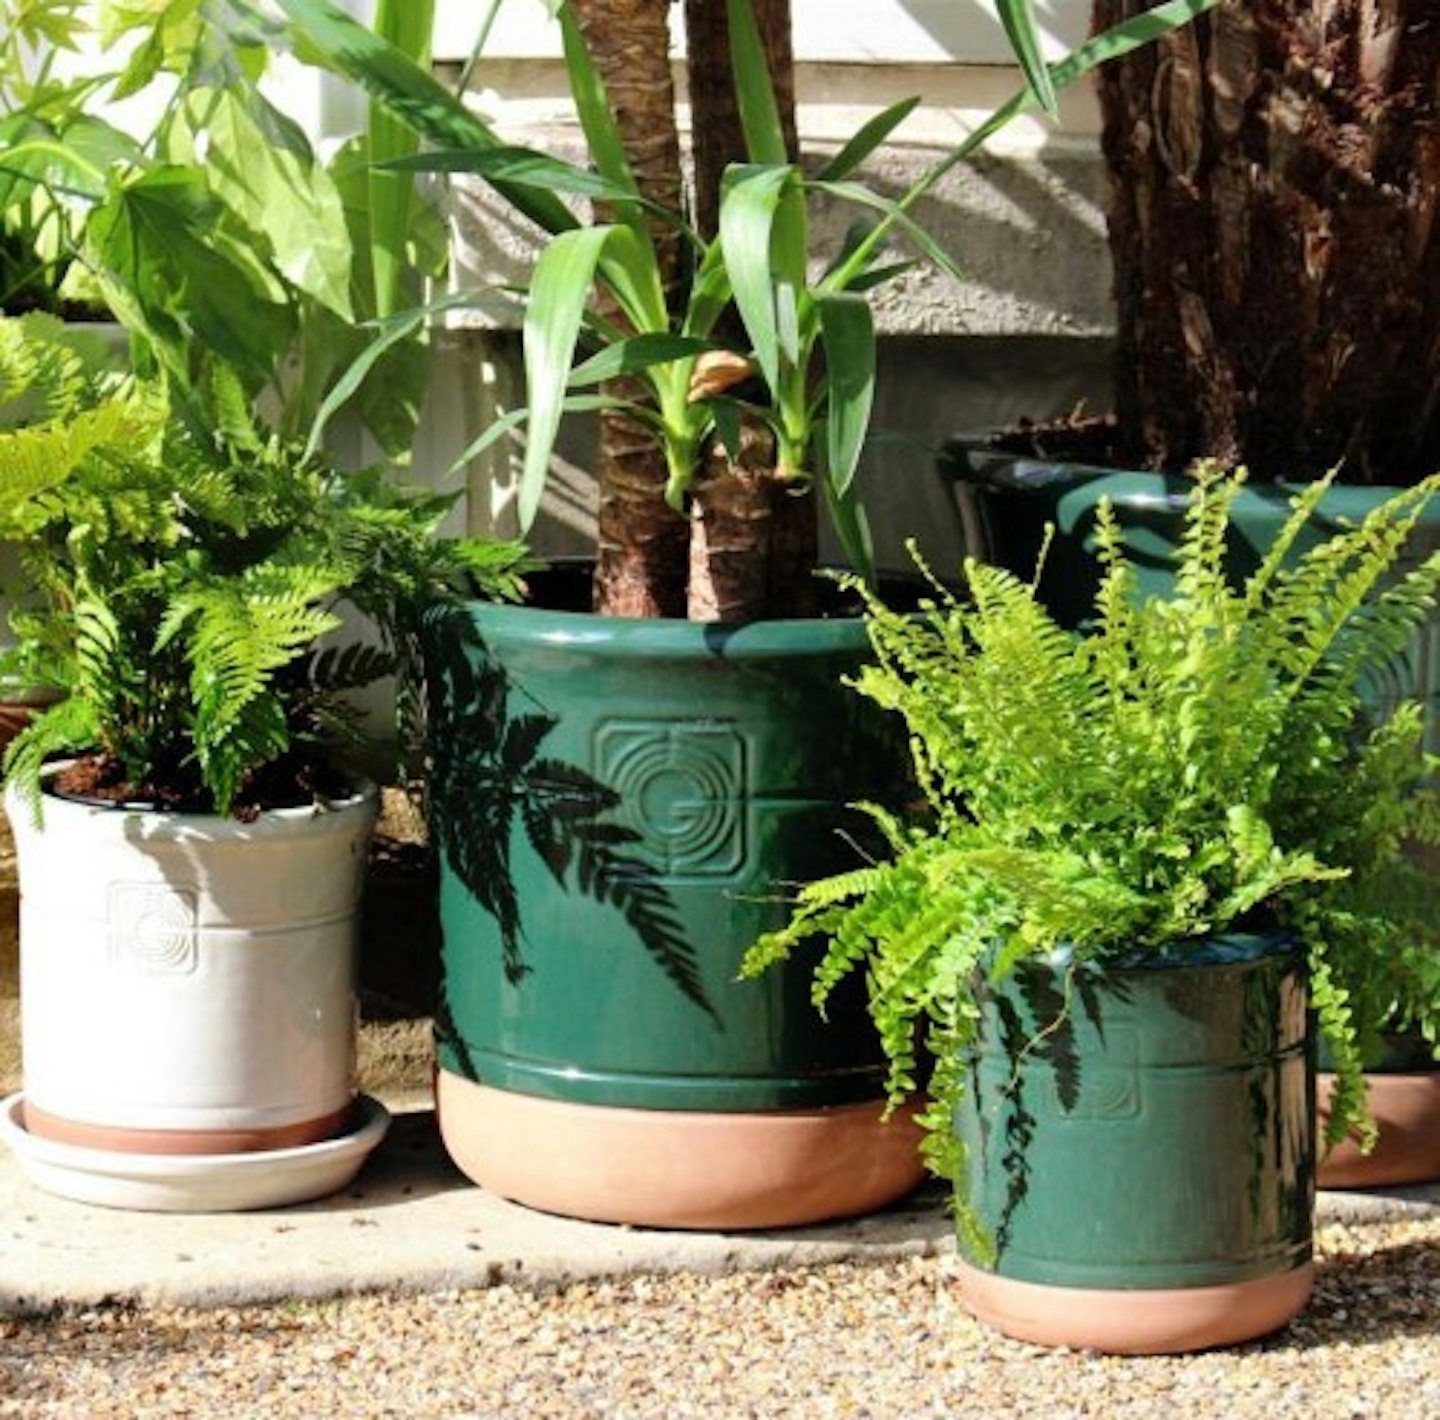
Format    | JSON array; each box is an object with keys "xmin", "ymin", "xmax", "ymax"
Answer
[
  {"xmin": 421, "ymin": 568, "xmax": 925, "ymax": 1228},
  {"xmin": 954, "ymin": 934, "xmax": 1315, "ymax": 1354},
  {"xmin": 941, "ymin": 442, "xmax": 1440, "ymax": 746}
]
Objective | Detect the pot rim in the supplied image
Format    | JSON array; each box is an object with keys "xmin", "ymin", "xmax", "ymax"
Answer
[
  {"xmin": 5, "ymin": 762, "xmax": 379, "ymax": 843},
  {"xmin": 1023, "ymin": 931, "xmax": 1300, "ymax": 975}
]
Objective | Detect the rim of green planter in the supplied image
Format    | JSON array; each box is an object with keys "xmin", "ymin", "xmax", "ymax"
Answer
[
  {"xmin": 941, "ymin": 437, "xmax": 1427, "ymax": 522},
  {"xmin": 423, "ymin": 568, "xmax": 910, "ymax": 1113},
  {"xmin": 939, "ymin": 437, "xmax": 1440, "ymax": 612}
]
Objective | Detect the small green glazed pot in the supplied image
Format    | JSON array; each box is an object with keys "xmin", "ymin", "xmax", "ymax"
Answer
[
  {"xmin": 943, "ymin": 441, "xmax": 1440, "ymax": 1202},
  {"xmin": 954, "ymin": 934, "xmax": 1315, "ymax": 1353},
  {"xmin": 420, "ymin": 566, "xmax": 926, "ymax": 1228}
]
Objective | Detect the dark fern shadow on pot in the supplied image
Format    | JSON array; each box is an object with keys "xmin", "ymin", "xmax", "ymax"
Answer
[
  {"xmin": 421, "ymin": 600, "xmax": 715, "ymax": 1059},
  {"xmin": 979, "ymin": 966, "xmax": 1119, "ymax": 1263}
]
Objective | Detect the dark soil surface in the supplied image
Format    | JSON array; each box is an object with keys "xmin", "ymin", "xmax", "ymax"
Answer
[
  {"xmin": 50, "ymin": 752, "xmax": 357, "ymax": 820},
  {"xmin": 985, "ymin": 411, "xmax": 1131, "ymax": 464}
]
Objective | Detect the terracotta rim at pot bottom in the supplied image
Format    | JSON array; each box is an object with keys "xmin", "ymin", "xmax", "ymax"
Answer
[
  {"xmin": 435, "ymin": 1069, "xmax": 928, "ymax": 1230},
  {"xmin": 1317, "ymin": 1071, "xmax": 1440, "ymax": 1189},
  {"xmin": 956, "ymin": 1259, "xmax": 1315, "ymax": 1355},
  {"xmin": 21, "ymin": 1099, "xmax": 355, "ymax": 1156}
]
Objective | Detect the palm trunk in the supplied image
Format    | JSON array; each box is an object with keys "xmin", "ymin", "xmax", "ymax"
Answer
[
  {"xmin": 1095, "ymin": 0, "xmax": 1440, "ymax": 483},
  {"xmin": 573, "ymin": 0, "xmax": 689, "ymax": 617},
  {"xmin": 684, "ymin": 0, "xmax": 798, "ymax": 242},
  {"xmin": 684, "ymin": 0, "xmax": 815, "ymax": 622}
]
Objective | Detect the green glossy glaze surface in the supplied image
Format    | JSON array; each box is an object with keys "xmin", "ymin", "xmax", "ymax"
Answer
[
  {"xmin": 423, "ymin": 579, "xmax": 907, "ymax": 1111},
  {"xmin": 955, "ymin": 936, "xmax": 1315, "ymax": 1289}
]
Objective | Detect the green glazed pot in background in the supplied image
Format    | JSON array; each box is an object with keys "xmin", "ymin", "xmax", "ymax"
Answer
[
  {"xmin": 954, "ymin": 934, "xmax": 1314, "ymax": 1354},
  {"xmin": 1317, "ymin": 1028, "xmax": 1440, "ymax": 1189},
  {"xmin": 941, "ymin": 441, "xmax": 1440, "ymax": 747},
  {"xmin": 421, "ymin": 565, "xmax": 926, "ymax": 1229}
]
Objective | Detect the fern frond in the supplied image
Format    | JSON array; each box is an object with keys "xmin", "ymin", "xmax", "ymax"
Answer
[
  {"xmin": 1, "ymin": 694, "xmax": 103, "ymax": 823},
  {"xmin": 182, "ymin": 582, "xmax": 340, "ymax": 749}
]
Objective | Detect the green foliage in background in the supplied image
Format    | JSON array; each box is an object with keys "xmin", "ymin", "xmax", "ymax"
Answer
[
  {"xmin": 0, "ymin": 0, "xmax": 447, "ymax": 457},
  {"xmin": 0, "ymin": 312, "xmax": 530, "ymax": 817}
]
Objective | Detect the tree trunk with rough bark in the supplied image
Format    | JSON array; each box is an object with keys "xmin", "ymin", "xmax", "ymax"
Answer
[
  {"xmin": 684, "ymin": 0, "xmax": 816, "ymax": 621},
  {"xmin": 1094, "ymin": 0, "xmax": 1440, "ymax": 484},
  {"xmin": 684, "ymin": 0, "xmax": 798, "ymax": 241},
  {"xmin": 574, "ymin": 0, "xmax": 689, "ymax": 617}
]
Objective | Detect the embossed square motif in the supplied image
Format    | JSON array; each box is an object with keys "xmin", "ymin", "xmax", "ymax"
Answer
[
  {"xmin": 594, "ymin": 720, "xmax": 746, "ymax": 878},
  {"xmin": 108, "ymin": 884, "xmax": 199, "ymax": 975}
]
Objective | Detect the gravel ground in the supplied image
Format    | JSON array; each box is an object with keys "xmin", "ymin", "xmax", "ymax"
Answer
[{"xmin": 2, "ymin": 1216, "xmax": 1439, "ymax": 1418}]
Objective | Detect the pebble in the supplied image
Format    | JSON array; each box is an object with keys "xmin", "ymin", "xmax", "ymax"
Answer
[{"xmin": 2, "ymin": 1217, "xmax": 1439, "ymax": 1417}]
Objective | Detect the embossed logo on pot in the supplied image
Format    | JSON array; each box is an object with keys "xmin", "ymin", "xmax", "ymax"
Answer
[
  {"xmin": 595, "ymin": 720, "xmax": 745, "ymax": 877},
  {"xmin": 108, "ymin": 884, "xmax": 199, "ymax": 974}
]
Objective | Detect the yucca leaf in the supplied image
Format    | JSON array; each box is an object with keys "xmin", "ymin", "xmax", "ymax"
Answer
[
  {"xmin": 568, "ymin": 334, "xmax": 713, "ymax": 388},
  {"xmin": 522, "ymin": 225, "xmax": 628, "ymax": 528},
  {"xmin": 592, "ymin": 222, "xmax": 669, "ymax": 336},
  {"xmin": 557, "ymin": 1, "xmax": 645, "ymax": 239},
  {"xmin": 443, "ymin": 391, "xmax": 646, "ymax": 485},
  {"xmin": 816, "ymin": 97, "xmax": 921, "ymax": 182},
  {"xmin": 726, "ymin": 0, "xmax": 807, "ymax": 301},
  {"xmin": 995, "ymin": 0, "xmax": 1057, "ymax": 117},
  {"xmin": 682, "ymin": 238, "xmax": 734, "ymax": 340},
  {"xmin": 382, "ymin": 145, "xmax": 629, "ymax": 203},
  {"xmin": 727, "ymin": 0, "xmax": 789, "ymax": 166},
  {"xmin": 848, "ymin": 260, "xmax": 922, "ymax": 294},
  {"xmin": 305, "ymin": 305, "xmax": 427, "ymax": 459},
  {"xmin": 719, "ymin": 163, "xmax": 797, "ymax": 394},
  {"xmin": 822, "ymin": 471, "xmax": 874, "ymax": 585},
  {"xmin": 812, "ymin": 179, "xmax": 965, "ymax": 288},
  {"xmin": 368, "ymin": 0, "xmax": 435, "ymax": 318},
  {"xmin": 273, "ymin": 0, "xmax": 576, "ymax": 236},
  {"xmin": 826, "ymin": 0, "xmax": 1219, "ymax": 294},
  {"xmin": 1071, "ymin": 0, "xmax": 1218, "ymax": 72},
  {"xmin": 818, "ymin": 294, "xmax": 874, "ymax": 502}
]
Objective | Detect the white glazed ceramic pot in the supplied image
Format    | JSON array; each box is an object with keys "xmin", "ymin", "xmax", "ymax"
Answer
[{"xmin": 7, "ymin": 774, "xmax": 378, "ymax": 1155}]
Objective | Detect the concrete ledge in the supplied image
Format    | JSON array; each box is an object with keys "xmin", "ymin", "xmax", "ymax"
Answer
[
  {"xmin": 0, "ymin": 1107, "xmax": 953, "ymax": 1315},
  {"xmin": 3, "ymin": 1104, "xmax": 1436, "ymax": 1315}
]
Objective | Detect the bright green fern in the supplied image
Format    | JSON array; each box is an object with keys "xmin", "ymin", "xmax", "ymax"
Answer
[
  {"xmin": 743, "ymin": 463, "xmax": 1440, "ymax": 1238},
  {"xmin": 0, "ymin": 313, "xmax": 532, "ymax": 818}
]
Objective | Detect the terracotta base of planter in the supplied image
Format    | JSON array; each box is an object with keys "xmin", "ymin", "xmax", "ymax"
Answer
[
  {"xmin": 1317, "ymin": 1072, "xmax": 1440, "ymax": 1188},
  {"xmin": 436, "ymin": 1070, "xmax": 927, "ymax": 1230},
  {"xmin": 956, "ymin": 1259, "xmax": 1314, "ymax": 1355},
  {"xmin": 21, "ymin": 1099, "xmax": 355, "ymax": 1156}
]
